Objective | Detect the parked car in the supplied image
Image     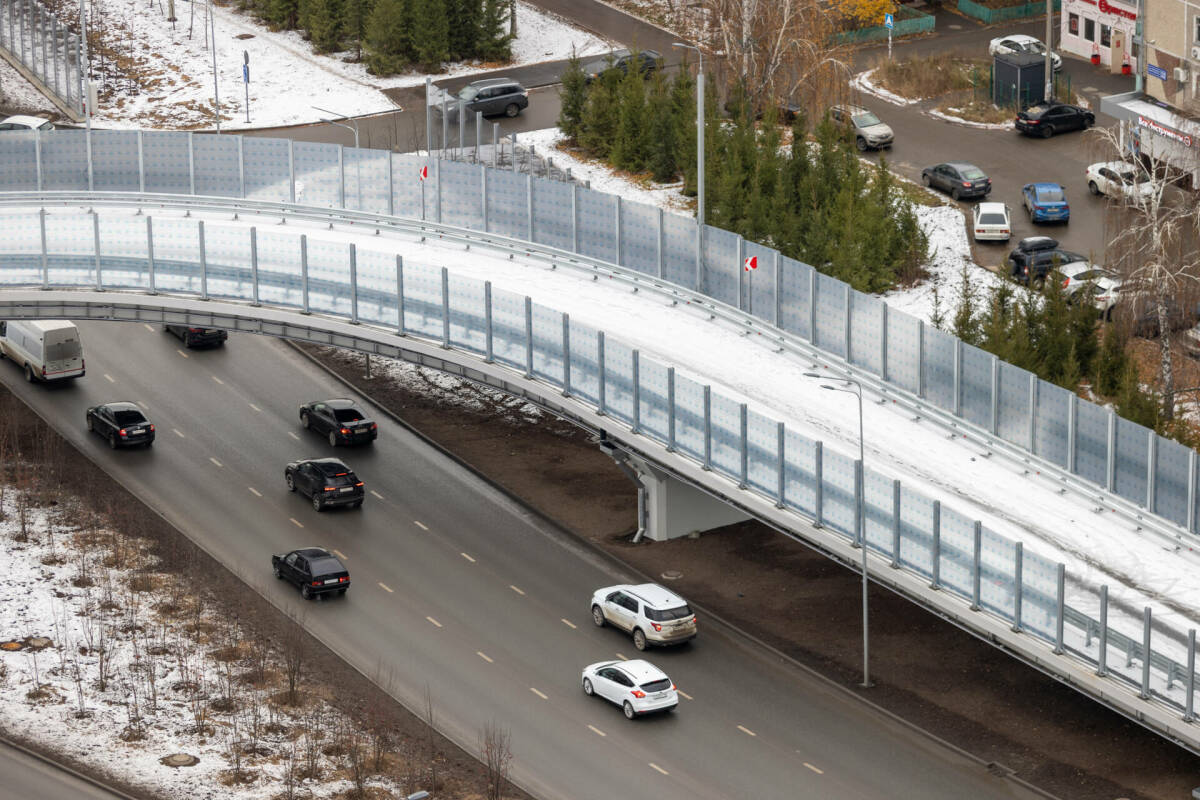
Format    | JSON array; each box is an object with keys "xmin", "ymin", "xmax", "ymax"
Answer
[
  {"xmin": 1053, "ymin": 264, "xmax": 1122, "ymax": 318},
  {"xmin": 971, "ymin": 201, "xmax": 1012, "ymax": 242},
  {"xmin": 452, "ymin": 78, "xmax": 528, "ymax": 118},
  {"xmin": 989, "ymin": 34, "xmax": 1062, "ymax": 71},
  {"xmin": 0, "ymin": 115, "xmax": 54, "ymax": 132},
  {"xmin": 1007, "ymin": 236, "xmax": 1089, "ymax": 284},
  {"xmin": 830, "ymin": 104, "xmax": 894, "ymax": 151},
  {"xmin": 921, "ymin": 162, "xmax": 991, "ymax": 200},
  {"xmin": 86, "ymin": 401, "xmax": 155, "ymax": 449},
  {"xmin": 1085, "ymin": 161, "xmax": 1154, "ymax": 201},
  {"xmin": 581, "ymin": 659, "xmax": 678, "ymax": 719},
  {"xmin": 1022, "ymin": 182, "xmax": 1070, "ymax": 223},
  {"xmin": 1015, "ymin": 102, "xmax": 1093, "ymax": 138},
  {"xmin": 272, "ymin": 547, "xmax": 350, "ymax": 599},
  {"xmin": 285, "ymin": 457, "xmax": 365, "ymax": 511},
  {"xmin": 0, "ymin": 320, "xmax": 85, "ymax": 382},
  {"xmin": 299, "ymin": 398, "xmax": 378, "ymax": 447},
  {"xmin": 582, "ymin": 49, "xmax": 661, "ymax": 83},
  {"xmin": 166, "ymin": 325, "xmax": 227, "ymax": 348},
  {"xmin": 591, "ymin": 583, "xmax": 696, "ymax": 650}
]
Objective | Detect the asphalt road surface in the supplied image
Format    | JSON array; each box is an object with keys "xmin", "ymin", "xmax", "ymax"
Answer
[
  {"xmin": 0, "ymin": 322, "xmax": 1050, "ymax": 800},
  {"xmin": 0, "ymin": 740, "xmax": 128, "ymax": 800}
]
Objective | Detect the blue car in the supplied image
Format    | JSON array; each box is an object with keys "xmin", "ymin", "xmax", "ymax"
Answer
[{"xmin": 1022, "ymin": 182, "xmax": 1070, "ymax": 224}]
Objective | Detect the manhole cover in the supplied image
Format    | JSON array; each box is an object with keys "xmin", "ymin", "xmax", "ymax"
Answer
[
  {"xmin": 26, "ymin": 637, "xmax": 52, "ymax": 650},
  {"xmin": 0, "ymin": 642, "xmax": 23, "ymax": 651},
  {"xmin": 234, "ymin": 32, "xmax": 255, "ymax": 39},
  {"xmin": 159, "ymin": 753, "xmax": 199, "ymax": 767},
  {"xmin": 661, "ymin": 570, "xmax": 684, "ymax": 581}
]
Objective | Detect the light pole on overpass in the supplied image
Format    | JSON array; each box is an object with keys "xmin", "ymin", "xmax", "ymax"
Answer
[
  {"xmin": 313, "ymin": 106, "xmax": 361, "ymax": 210},
  {"xmin": 805, "ymin": 372, "xmax": 873, "ymax": 689}
]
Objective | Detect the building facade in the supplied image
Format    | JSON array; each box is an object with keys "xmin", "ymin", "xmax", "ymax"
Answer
[
  {"xmin": 1061, "ymin": 0, "xmax": 1139, "ymax": 71},
  {"xmin": 1142, "ymin": 0, "xmax": 1200, "ymax": 108}
]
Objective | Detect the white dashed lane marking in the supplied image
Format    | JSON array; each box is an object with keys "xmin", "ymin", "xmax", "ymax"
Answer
[
  {"xmin": 737, "ymin": 725, "xmax": 756, "ymax": 737},
  {"xmin": 176, "ymin": 350, "xmax": 189, "ymax": 359},
  {"xmin": 172, "ymin": 428, "xmax": 185, "ymax": 438},
  {"xmin": 587, "ymin": 725, "xmax": 606, "ymax": 737},
  {"xmin": 648, "ymin": 763, "xmax": 669, "ymax": 776},
  {"xmin": 378, "ymin": 582, "xmax": 393, "ymax": 593},
  {"xmin": 676, "ymin": 689, "xmax": 693, "ymax": 701},
  {"xmin": 615, "ymin": 653, "xmax": 628, "ymax": 661},
  {"xmin": 529, "ymin": 688, "xmax": 548, "ymax": 700},
  {"xmin": 426, "ymin": 616, "xmax": 443, "ymax": 628},
  {"xmin": 143, "ymin": 324, "xmax": 155, "ymax": 332},
  {"xmin": 370, "ymin": 490, "xmax": 383, "ymax": 500},
  {"xmin": 561, "ymin": 618, "xmax": 577, "ymax": 629},
  {"xmin": 211, "ymin": 375, "xmax": 225, "ymax": 385},
  {"xmin": 331, "ymin": 549, "xmax": 347, "ymax": 560},
  {"xmin": 460, "ymin": 553, "xmax": 476, "ymax": 563},
  {"xmin": 248, "ymin": 487, "xmax": 262, "ymax": 497},
  {"xmin": 804, "ymin": 763, "xmax": 824, "ymax": 775},
  {"xmin": 476, "ymin": 651, "xmax": 493, "ymax": 663},
  {"xmin": 209, "ymin": 457, "xmax": 223, "ymax": 467},
  {"xmin": 509, "ymin": 585, "xmax": 525, "ymax": 596},
  {"xmin": 288, "ymin": 432, "xmax": 300, "ymax": 440},
  {"xmin": 413, "ymin": 520, "xmax": 429, "ymax": 531},
  {"xmin": 103, "ymin": 374, "xmax": 115, "ymax": 383},
  {"xmin": 289, "ymin": 518, "xmax": 304, "ymax": 528},
  {"xmin": 249, "ymin": 403, "xmax": 262, "ymax": 412}
]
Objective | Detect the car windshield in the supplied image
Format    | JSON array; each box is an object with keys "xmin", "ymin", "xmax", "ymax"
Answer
[
  {"xmin": 333, "ymin": 408, "xmax": 365, "ymax": 423},
  {"xmin": 961, "ymin": 167, "xmax": 986, "ymax": 180},
  {"xmin": 978, "ymin": 212, "xmax": 1007, "ymax": 225},
  {"xmin": 46, "ymin": 340, "xmax": 81, "ymax": 361},
  {"xmin": 645, "ymin": 604, "xmax": 693, "ymax": 622},
  {"xmin": 852, "ymin": 111, "xmax": 881, "ymax": 127},
  {"xmin": 1075, "ymin": 269, "xmax": 1114, "ymax": 281},
  {"xmin": 1022, "ymin": 41, "xmax": 1046, "ymax": 54},
  {"xmin": 1037, "ymin": 187, "xmax": 1065, "ymax": 202},
  {"xmin": 640, "ymin": 678, "xmax": 672, "ymax": 692},
  {"xmin": 308, "ymin": 557, "xmax": 344, "ymax": 576},
  {"xmin": 112, "ymin": 409, "xmax": 146, "ymax": 425},
  {"xmin": 457, "ymin": 86, "xmax": 479, "ymax": 101},
  {"xmin": 1114, "ymin": 169, "xmax": 1147, "ymax": 184},
  {"xmin": 1058, "ymin": 251, "xmax": 1088, "ymax": 264}
]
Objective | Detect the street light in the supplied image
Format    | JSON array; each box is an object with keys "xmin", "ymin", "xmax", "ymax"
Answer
[
  {"xmin": 804, "ymin": 371, "xmax": 872, "ymax": 689},
  {"xmin": 672, "ymin": 42, "xmax": 704, "ymax": 231},
  {"xmin": 313, "ymin": 105, "xmax": 361, "ymax": 211}
]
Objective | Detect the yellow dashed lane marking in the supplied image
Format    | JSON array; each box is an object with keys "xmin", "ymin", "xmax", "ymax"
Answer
[
  {"xmin": 461, "ymin": 553, "xmax": 476, "ymax": 563},
  {"xmin": 331, "ymin": 549, "xmax": 347, "ymax": 560},
  {"xmin": 509, "ymin": 585, "xmax": 525, "ymax": 596},
  {"xmin": 804, "ymin": 763, "xmax": 824, "ymax": 775},
  {"xmin": 587, "ymin": 725, "xmax": 606, "ymax": 737},
  {"xmin": 476, "ymin": 651, "xmax": 493, "ymax": 663},
  {"xmin": 737, "ymin": 725, "xmax": 757, "ymax": 737},
  {"xmin": 378, "ymin": 582, "xmax": 393, "ymax": 593},
  {"xmin": 176, "ymin": 350, "xmax": 189, "ymax": 359},
  {"xmin": 413, "ymin": 520, "xmax": 429, "ymax": 530},
  {"xmin": 426, "ymin": 616, "xmax": 442, "ymax": 628},
  {"xmin": 676, "ymin": 689, "xmax": 693, "ymax": 700},
  {"xmin": 289, "ymin": 518, "xmax": 304, "ymax": 528},
  {"xmin": 648, "ymin": 763, "xmax": 669, "ymax": 776},
  {"xmin": 561, "ymin": 618, "xmax": 577, "ymax": 629},
  {"xmin": 529, "ymin": 687, "xmax": 547, "ymax": 700},
  {"xmin": 615, "ymin": 653, "xmax": 628, "ymax": 661}
]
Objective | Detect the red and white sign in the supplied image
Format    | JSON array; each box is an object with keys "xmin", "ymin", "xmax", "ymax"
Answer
[
  {"xmin": 419, "ymin": 165, "xmax": 429, "ymax": 181},
  {"xmin": 743, "ymin": 255, "xmax": 758, "ymax": 272},
  {"xmin": 1138, "ymin": 115, "xmax": 1194, "ymax": 148}
]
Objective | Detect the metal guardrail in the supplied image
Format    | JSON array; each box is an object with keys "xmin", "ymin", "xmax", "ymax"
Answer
[{"xmin": 0, "ymin": 0, "xmax": 85, "ymax": 117}]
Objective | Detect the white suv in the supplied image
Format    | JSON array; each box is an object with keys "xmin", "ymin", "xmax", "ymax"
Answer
[{"xmin": 590, "ymin": 583, "xmax": 697, "ymax": 650}]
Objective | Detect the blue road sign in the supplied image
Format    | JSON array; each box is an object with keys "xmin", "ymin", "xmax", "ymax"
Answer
[
  {"xmin": 243, "ymin": 64, "xmax": 249, "ymax": 83},
  {"xmin": 884, "ymin": 12, "xmax": 894, "ymax": 28},
  {"xmin": 1147, "ymin": 63, "xmax": 1167, "ymax": 80}
]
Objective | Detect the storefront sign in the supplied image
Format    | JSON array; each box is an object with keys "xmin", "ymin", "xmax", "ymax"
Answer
[
  {"xmin": 1096, "ymin": 0, "xmax": 1136, "ymax": 19},
  {"xmin": 1138, "ymin": 114, "xmax": 1194, "ymax": 147}
]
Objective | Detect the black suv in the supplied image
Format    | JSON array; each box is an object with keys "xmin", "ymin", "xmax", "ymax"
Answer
[
  {"xmin": 454, "ymin": 78, "xmax": 528, "ymax": 118},
  {"xmin": 166, "ymin": 325, "xmax": 227, "ymax": 348},
  {"xmin": 1015, "ymin": 102, "xmax": 1094, "ymax": 138},
  {"xmin": 583, "ymin": 49, "xmax": 662, "ymax": 83},
  {"xmin": 285, "ymin": 457, "xmax": 364, "ymax": 511},
  {"xmin": 1007, "ymin": 236, "xmax": 1088, "ymax": 284},
  {"xmin": 86, "ymin": 401, "xmax": 155, "ymax": 449},
  {"xmin": 299, "ymin": 398, "xmax": 378, "ymax": 446},
  {"xmin": 272, "ymin": 547, "xmax": 350, "ymax": 599}
]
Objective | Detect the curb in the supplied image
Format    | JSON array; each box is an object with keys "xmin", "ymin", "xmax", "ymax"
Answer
[
  {"xmin": 289, "ymin": 341, "xmax": 1064, "ymax": 800},
  {"xmin": 0, "ymin": 731, "xmax": 144, "ymax": 799}
]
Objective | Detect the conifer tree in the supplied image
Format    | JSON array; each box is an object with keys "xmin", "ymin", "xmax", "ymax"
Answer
[
  {"xmin": 266, "ymin": 0, "xmax": 300, "ymax": 29},
  {"xmin": 1117, "ymin": 362, "xmax": 1160, "ymax": 431},
  {"xmin": 446, "ymin": 0, "xmax": 481, "ymax": 59},
  {"xmin": 578, "ymin": 71, "xmax": 621, "ymax": 159},
  {"xmin": 364, "ymin": 0, "xmax": 413, "ymax": 75},
  {"xmin": 411, "ymin": 0, "xmax": 450, "ymax": 69},
  {"xmin": 1095, "ymin": 323, "xmax": 1128, "ymax": 397},
  {"xmin": 341, "ymin": 0, "xmax": 375, "ymax": 59},
  {"xmin": 669, "ymin": 67, "xmax": 696, "ymax": 196},
  {"xmin": 1059, "ymin": 342, "xmax": 1082, "ymax": 392},
  {"xmin": 305, "ymin": 0, "xmax": 343, "ymax": 53},
  {"xmin": 478, "ymin": 0, "xmax": 512, "ymax": 61},
  {"xmin": 612, "ymin": 63, "xmax": 649, "ymax": 172},
  {"xmin": 557, "ymin": 52, "xmax": 588, "ymax": 143}
]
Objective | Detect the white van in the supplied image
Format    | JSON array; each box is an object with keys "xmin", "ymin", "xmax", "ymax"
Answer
[{"xmin": 0, "ymin": 320, "xmax": 85, "ymax": 382}]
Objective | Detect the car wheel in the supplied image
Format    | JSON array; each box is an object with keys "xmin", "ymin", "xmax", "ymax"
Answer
[
  {"xmin": 352, "ymin": 499, "xmax": 363, "ymax": 509},
  {"xmin": 855, "ymin": 137, "xmax": 867, "ymax": 152},
  {"xmin": 86, "ymin": 415, "xmax": 94, "ymax": 432},
  {"xmin": 505, "ymin": 103, "xmax": 520, "ymax": 118},
  {"xmin": 273, "ymin": 565, "xmax": 282, "ymax": 579},
  {"xmin": 301, "ymin": 584, "xmax": 313, "ymax": 600},
  {"xmin": 1084, "ymin": 115, "xmax": 1094, "ymax": 128},
  {"xmin": 301, "ymin": 411, "xmax": 311, "ymax": 430},
  {"xmin": 286, "ymin": 473, "xmax": 296, "ymax": 492},
  {"xmin": 921, "ymin": 174, "xmax": 931, "ymax": 187},
  {"xmin": 108, "ymin": 433, "xmax": 119, "ymax": 449},
  {"xmin": 583, "ymin": 677, "xmax": 594, "ymax": 696},
  {"xmin": 591, "ymin": 605, "xmax": 606, "ymax": 627},
  {"xmin": 337, "ymin": 588, "xmax": 346, "ymax": 596},
  {"xmin": 633, "ymin": 628, "xmax": 648, "ymax": 651},
  {"xmin": 1088, "ymin": 180, "xmax": 1101, "ymax": 195},
  {"xmin": 329, "ymin": 431, "xmax": 339, "ymax": 447},
  {"xmin": 183, "ymin": 333, "xmax": 193, "ymax": 348},
  {"xmin": 950, "ymin": 187, "xmax": 960, "ymax": 201},
  {"xmin": 1040, "ymin": 124, "xmax": 1054, "ymax": 139},
  {"xmin": 623, "ymin": 701, "xmax": 636, "ymax": 720},
  {"xmin": 23, "ymin": 363, "xmax": 33, "ymax": 382},
  {"xmin": 312, "ymin": 494, "xmax": 323, "ymax": 512}
]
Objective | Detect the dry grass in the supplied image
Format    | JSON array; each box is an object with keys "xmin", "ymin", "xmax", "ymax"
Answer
[
  {"xmin": 871, "ymin": 54, "xmax": 989, "ymax": 99},
  {"xmin": 936, "ymin": 98, "xmax": 1016, "ymax": 125}
]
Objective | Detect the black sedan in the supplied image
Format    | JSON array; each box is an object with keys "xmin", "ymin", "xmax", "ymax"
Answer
[
  {"xmin": 1015, "ymin": 102, "xmax": 1094, "ymax": 138},
  {"xmin": 166, "ymin": 325, "xmax": 228, "ymax": 348},
  {"xmin": 285, "ymin": 457, "xmax": 364, "ymax": 511},
  {"xmin": 921, "ymin": 162, "xmax": 991, "ymax": 200},
  {"xmin": 86, "ymin": 402, "xmax": 155, "ymax": 449},
  {"xmin": 583, "ymin": 49, "xmax": 662, "ymax": 82},
  {"xmin": 299, "ymin": 398, "xmax": 378, "ymax": 447},
  {"xmin": 272, "ymin": 547, "xmax": 350, "ymax": 599}
]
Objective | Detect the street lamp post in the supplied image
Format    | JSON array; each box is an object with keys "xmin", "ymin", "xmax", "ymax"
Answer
[
  {"xmin": 313, "ymin": 106, "xmax": 361, "ymax": 211},
  {"xmin": 804, "ymin": 372, "xmax": 872, "ymax": 689},
  {"xmin": 672, "ymin": 41, "xmax": 705, "ymax": 232}
]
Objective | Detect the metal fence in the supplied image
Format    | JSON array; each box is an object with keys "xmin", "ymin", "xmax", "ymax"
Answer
[
  {"xmin": 0, "ymin": 129, "xmax": 1193, "ymax": 544},
  {"xmin": 0, "ymin": 204, "xmax": 1196, "ymax": 728},
  {"xmin": 0, "ymin": 0, "xmax": 85, "ymax": 115},
  {"xmin": 956, "ymin": 0, "xmax": 1060, "ymax": 24}
]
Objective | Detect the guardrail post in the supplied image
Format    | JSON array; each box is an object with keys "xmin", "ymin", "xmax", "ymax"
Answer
[
  {"xmin": 1097, "ymin": 584, "xmax": 1109, "ymax": 676},
  {"xmin": 990, "ymin": 356, "xmax": 1000, "ymax": 435},
  {"xmin": 1139, "ymin": 606, "xmax": 1152, "ymax": 698},
  {"xmin": 480, "ymin": 164, "xmax": 488, "ymax": 233},
  {"xmin": 145, "ymin": 216, "xmax": 155, "ymax": 294},
  {"xmin": 187, "ymin": 132, "xmax": 195, "ymax": 196},
  {"xmin": 739, "ymin": 403, "xmax": 748, "ymax": 489},
  {"xmin": 971, "ymin": 521, "xmax": 982, "ymax": 610},
  {"xmin": 1146, "ymin": 431, "xmax": 1157, "ymax": 512},
  {"xmin": 614, "ymin": 196, "xmax": 622, "ymax": 266},
  {"xmin": 891, "ymin": 479, "xmax": 901, "ymax": 568},
  {"xmin": 813, "ymin": 441, "xmax": 824, "ymax": 528},
  {"xmin": 702, "ymin": 385, "xmax": 712, "ymax": 470},
  {"xmin": 441, "ymin": 267, "xmax": 451, "ymax": 348},
  {"xmin": 854, "ymin": 459, "xmax": 863, "ymax": 546},
  {"xmin": 843, "ymin": 284, "xmax": 852, "ymax": 361},
  {"xmin": 92, "ymin": 210, "xmax": 102, "ymax": 289},
  {"xmin": 917, "ymin": 319, "xmax": 926, "ymax": 399},
  {"xmin": 299, "ymin": 233, "xmax": 308, "ymax": 313},
  {"xmin": 483, "ymin": 281, "xmax": 493, "ymax": 362},
  {"xmin": 249, "ymin": 227, "xmax": 259, "ymax": 305},
  {"xmin": 1106, "ymin": 408, "xmax": 1117, "ymax": 492},
  {"xmin": 656, "ymin": 208, "xmax": 664, "ymax": 280},
  {"xmin": 571, "ymin": 183, "xmax": 579, "ymax": 254},
  {"xmin": 349, "ymin": 243, "xmax": 359, "ymax": 324},
  {"xmin": 1054, "ymin": 563, "xmax": 1066, "ymax": 655},
  {"xmin": 1190, "ymin": 451, "xmax": 1198, "ymax": 534},
  {"xmin": 1011, "ymin": 542, "xmax": 1023, "ymax": 632},
  {"xmin": 522, "ymin": 295, "xmax": 532, "ymax": 375},
  {"xmin": 435, "ymin": 158, "xmax": 442, "ymax": 223},
  {"xmin": 1186, "ymin": 629, "xmax": 1196, "ymax": 722},
  {"xmin": 597, "ymin": 331, "xmax": 606, "ymax": 416},
  {"xmin": 561, "ymin": 314, "xmax": 571, "ymax": 396},
  {"xmin": 773, "ymin": 251, "xmax": 782, "ymax": 328},
  {"xmin": 39, "ymin": 208, "xmax": 47, "ymax": 288},
  {"xmin": 238, "ymin": 136, "xmax": 246, "ymax": 198},
  {"xmin": 1067, "ymin": 392, "xmax": 1077, "ymax": 474},
  {"xmin": 776, "ymin": 422, "xmax": 786, "ymax": 508},
  {"xmin": 808, "ymin": 268, "xmax": 817, "ymax": 345},
  {"xmin": 930, "ymin": 500, "xmax": 941, "ymax": 589},
  {"xmin": 34, "ymin": 131, "xmax": 42, "ymax": 192},
  {"xmin": 666, "ymin": 366, "xmax": 676, "ymax": 452},
  {"xmin": 337, "ymin": 145, "xmax": 345, "ymax": 208},
  {"xmin": 288, "ymin": 140, "xmax": 296, "ymax": 204},
  {"xmin": 880, "ymin": 303, "xmax": 889, "ymax": 382},
  {"xmin": 525, "ymin": 173, "xmax": 533, "ymax": 243},
  {"xmin": 198, "ymin": 220, "xmax": 208, "ymax": 300},
  {"xmin": 632, "ymin": 350, "xmax": 641, "ymax": 434},
  {"xmin": 1028, "ymin": 374, "xmax": 1038, "ymax": 452}
]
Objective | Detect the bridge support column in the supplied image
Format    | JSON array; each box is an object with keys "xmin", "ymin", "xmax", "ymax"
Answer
[{"xmin": 598, "ymin": 438, "xmax": 750, "ymax": 542}]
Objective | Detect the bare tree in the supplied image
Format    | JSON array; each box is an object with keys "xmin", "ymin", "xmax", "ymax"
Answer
[
  {"xmin": 423, "ymin": 683, "xmax": 438, "ymax": 791},
  {"xmin": 281, "ymin": 741, "xmax": 300, "ymax": 800},
  {"xmin": 479, "ymin": 720, "xmax": 513, "ymax": 800},
  {"xmin": 343, "ymin": 723, "xmax": 369, "ymax": 799},
  {"xmin": 282, "ymin": 624, "xmax": 304, "ymax": 706}
]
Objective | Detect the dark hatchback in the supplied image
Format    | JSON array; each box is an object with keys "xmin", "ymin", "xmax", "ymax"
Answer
[
  {"xmin": 272, "ymin": 547, "xmax": 350, "ymax": 599},
  {"xmin": 86, "ymin": 401, "xmax": 155, "ymax": 449},
  {"xmin": 1007, "ymin": 236, "xmax": 1088, "ymax": 284},
  {"xmin": 1015, "ymin": 102, "xmax": 1094, "ymax": 138},
  {"xmin": 583, "ymin": 49, "xmax": 662, "ymax": 83},
  {"xmin": 299, "ymin": 398, "xmax": 378, "ymax": 446},
  {"xmin": 921, "ymin": 162, "xmax": 991, "ymax": 200},
  {"xmin": 166, "ymin": 325, "xmax": 228, "ymax": 348},
  {"xmin": 285, "ymin": 457, "xmax": 364, "ymax": 511}
]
